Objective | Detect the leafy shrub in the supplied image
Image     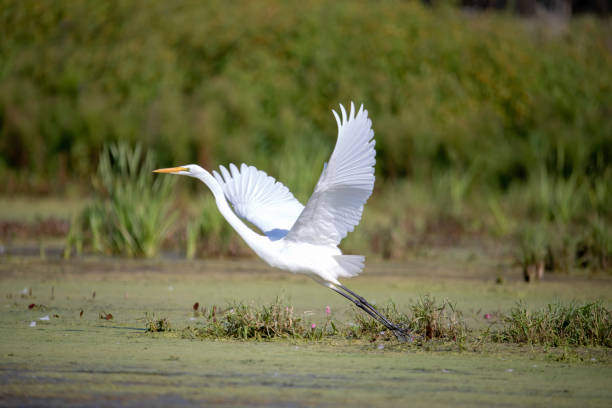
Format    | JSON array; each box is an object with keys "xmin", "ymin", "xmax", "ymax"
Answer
[{"xmin": 1, "ymin": 1, "xmax": 609, "ymax": 192}]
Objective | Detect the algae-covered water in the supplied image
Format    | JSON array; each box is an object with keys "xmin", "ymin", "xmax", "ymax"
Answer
[{"xmin": 1, "ymin": 257, "xmax": 611, "ymax": 407}]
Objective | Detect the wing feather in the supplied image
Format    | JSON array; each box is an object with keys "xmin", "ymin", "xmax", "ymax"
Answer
[
  {"xmin": 285, "ymin": 102, "xmax": 375, "ymax": 246},
  {"xmin": 214, "ymin": 163, "xmax": 305, "ymax": 240}
]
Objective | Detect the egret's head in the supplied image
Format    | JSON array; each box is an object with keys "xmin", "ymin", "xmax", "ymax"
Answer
[{"xmin": 153, "ymin": 164, "xmax": 204, "ymax": 178}]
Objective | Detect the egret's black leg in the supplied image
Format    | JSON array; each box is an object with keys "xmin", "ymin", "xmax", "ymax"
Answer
[
  {"xmin": 338, "ymin": 284, "xmax": 400, "ymax": 330},
  {"xmin": 328, "ymin": 286, "xmax": 389, "ymax": 327},
  {"xmin": 328, "ymin": 285, "xmax": 410, "ymax": 342}
]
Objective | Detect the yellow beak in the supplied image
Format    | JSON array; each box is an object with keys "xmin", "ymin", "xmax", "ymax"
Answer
[{"xmin": 153, "ymin": 167, "xmax": 188, "ymax": 173}]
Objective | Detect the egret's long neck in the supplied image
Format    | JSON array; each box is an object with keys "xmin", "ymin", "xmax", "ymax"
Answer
[{"xmin": 194, "ymin": 170, "xmax": 261, "ymax": 245}]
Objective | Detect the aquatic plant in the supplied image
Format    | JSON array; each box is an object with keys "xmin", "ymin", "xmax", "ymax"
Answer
[
  {"xmin": 492, "ymin": 301, "xmax": 611, "ymax": 347},
  {"xmin": 145, "ymin": 315, "xmax": 172, "ymax": 333},
  {"xmin": 65, "ymin": 143, "xmax": 176, "ymax": 258},
  {"xmin": 180, "ymin": 297, "xmax": 467, "ymax": 343},
  {"xmin": 349, "ymin": 296, "xmax": 468, "ymax": 342}
]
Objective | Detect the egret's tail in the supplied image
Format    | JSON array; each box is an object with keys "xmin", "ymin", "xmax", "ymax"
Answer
[{"xmin": 333, "ymin": 255, "xmax": 365, "ymax": 278}]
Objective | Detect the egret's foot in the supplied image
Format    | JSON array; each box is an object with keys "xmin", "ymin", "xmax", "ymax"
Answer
[
  {"xmin": 393, "ymin": 330, "xmax": 409, "ymax": 343},
  {"xmin": 391, "ymin": 326, "xmax": 414, "ymax": 343}
]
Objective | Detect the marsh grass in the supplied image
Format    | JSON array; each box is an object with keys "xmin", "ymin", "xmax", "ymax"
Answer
[
  {"xmin": 172, "ymin": 298, "xmax": 611, "ymax": 348},
  {"xmin": 491, "ymin": 301, "xmax": 612, "ymax": 347},
  {"xmin": 182, "ymin": 299, "xmax": 309, "ymax": 340},
  {"xmin": 145, "ymin": 315, "xmax": 172, "ymax": 333},
  {"xmin": 349, "ymin": 296, "xmax": 468, "ymax": 342},
  {"xmin": 179, "ymin": 296, "xmax": 468, "ymax": 343},
  {"xmin": 65, "ymin": 143, "xmax": 176, "ymax": 258}
]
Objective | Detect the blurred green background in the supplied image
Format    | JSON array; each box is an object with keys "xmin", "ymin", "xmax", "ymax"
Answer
[{"xmin": 0, "ymin": 0, "xmax": 610, "ymax": 273}]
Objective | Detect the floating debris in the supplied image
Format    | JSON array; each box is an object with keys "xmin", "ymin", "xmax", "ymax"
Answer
[
  {"xmin": 100, "ymin": 312, "xmax": 113, "ymax": 320},
  {"xmin": 29, "ymin": 321, "xmax": 36, "ymax": 327},
  {"xmin": 39, "ymin": 315, "xmax": 50, "ymax": 321}
]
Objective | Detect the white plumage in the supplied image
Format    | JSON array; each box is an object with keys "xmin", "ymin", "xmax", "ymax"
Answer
[
  {"xmin": 286, "ymin": 103, "xmax": 375, "ymax": 246},
  {"xmin": 212, "ymin": 163, "xmax": 304, "ymax": 240},
  {"xmin": 154, "ymin": 103, "xmax": 411, "ymax": 341},
  {"xmin": 156, "ymin": 102, "xmax": 376, "ymax": 284}
]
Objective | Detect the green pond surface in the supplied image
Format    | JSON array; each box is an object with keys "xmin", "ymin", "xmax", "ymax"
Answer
[{"xmin": 1, "ymin": 257, "xmax": 611, "ymax": 407}]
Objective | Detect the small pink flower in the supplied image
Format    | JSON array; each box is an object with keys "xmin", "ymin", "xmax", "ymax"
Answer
[
  {"xmin": 484, "ymin": 313, "xmax": 491, "ymax": 319},
  {"xmin": 325, "ymin": 306, "xmax": 331, "ymax": 315},
  {"xmin": 311, "ymin": 323, "xmax": 316, "ymax": 329}
]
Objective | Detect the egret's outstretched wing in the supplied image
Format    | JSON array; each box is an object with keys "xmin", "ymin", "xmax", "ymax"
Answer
[
  {"xmin": 285, "ymin": 102, "xmax": 375, "ymax": 246},
  {"xmin": 213, "ymin": 163, "xmax": 304, "ymax": 240}
]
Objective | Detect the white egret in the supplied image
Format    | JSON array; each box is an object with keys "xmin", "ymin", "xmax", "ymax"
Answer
[{"xmin": 154, "ymin": 102, "xmax": 409, "ymax": 341}]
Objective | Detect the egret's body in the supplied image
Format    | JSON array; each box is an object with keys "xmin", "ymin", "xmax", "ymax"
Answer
[{"xmin": 155, "ymin": 103, "xmax": 409, "ymax": 340}]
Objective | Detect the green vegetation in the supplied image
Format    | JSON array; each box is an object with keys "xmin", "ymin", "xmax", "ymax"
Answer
[
  {"xmin": 1, "ymin": 2, "xmax": 610, "ymax": 403},
  {"xmin": 65, "ymin": 143, "xmax": 176, "ymax": 258},
  {"xmin": 492, "ymin": 301, "xmax": 612, "ymax": 347},
  {"xmin": 184, "ymin": 299, "xmax": 311, "ymax": 340},
  {"xmin": 181, "ymin": 297, "xmax": 467, "ymax": 342},
  {"xmin": 0, "ymin": 1, "xmax": 610, "ymax": 271},
  {"xmin": 163, "ymin": 296, "xmax": 610, "ymax": 349},
  {"xmin": 145, "ymin": 314, "xmax": 172, "ymax": 332},
  {"xmin": 1, "ymin": 258, "xmax": 611, "ymax": 406},
  {"xmin": 2, "ymin": 1, "xmax": 610, "ymax": 187},
  {"xmin": 348, "ymin": 296, "xmax": 468, "ymax": 342}
]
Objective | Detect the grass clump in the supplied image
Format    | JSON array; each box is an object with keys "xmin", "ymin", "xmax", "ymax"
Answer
[
  {"xmin": 411, "ymin": 296, "xmax": 468, "ymax": 341},
  {"xmin": 65, "ymin": 143, "xmax": 176, "ymax": 258},
  {"xmin": 145, "ymin": 315, "xmax": 172, "ymax": 333},
  {"xmin": 492, "ymin": 301, "xmax": 612, "ymax": 347},
  {"xmin": 184, "ymin": 299, "xmax": 309, "ymax": 340},
  {"xmin": 350, "ymin": 296, "xmax": 468, "ymax": 343}
]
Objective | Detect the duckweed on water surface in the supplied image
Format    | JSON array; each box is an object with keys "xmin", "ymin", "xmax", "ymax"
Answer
[{"xmin": 1, "ymin": 259, "xmax": 611, "ymax": 407}]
